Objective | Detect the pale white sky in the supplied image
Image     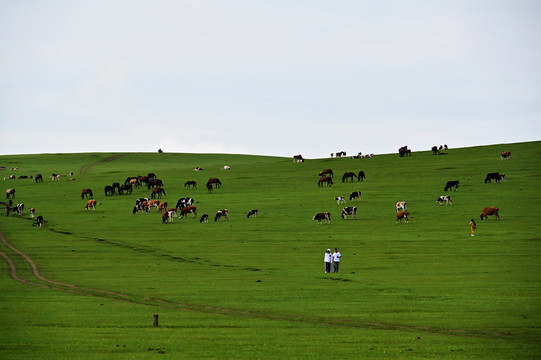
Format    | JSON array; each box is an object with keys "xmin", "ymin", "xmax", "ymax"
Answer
[{"xmin": 1, "ymin": 0, "xmax": 539, "ymax": 158}]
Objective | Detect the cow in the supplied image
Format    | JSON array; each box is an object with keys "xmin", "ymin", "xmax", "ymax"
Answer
[
  {"xmin": 335, "ymin": 151, "xmax": 346, "ymax": 157},
  {"xmin": 432, "ymin": 146, "xmax": 439, "ymax": 155},
  {"xmin": 501, "ymin": 151, "xmax": 511, "ymax": 160},
  {"xmin": 161, "ymin": 211, "xmax": 170, "ymax": 224},
  {"xmin": 214, "ymin": 209, "xmax": 229, "ymax": 222},
  {"xmin": 247, "ymin": 210, "xmax": 258, "ymax": 218},
  {"xmin": 6, "ymin": 188, "xmax": 15, "ymax": 199},
  {"xmin": 162, "ymin": 210, "xmax": 177, "ymax": 224},
  {"xmin": 200, "ymin": 214, "xmax": 209, "ymax": 223},
  {"xmin": 146, "ymin": 200, "xmax": 160, "ymax": 211},
  {"xmin": 176, "ymin": 197, "xmax": 194, "ymax": 210},
  {"xmin": 349, "ymin": 191, "xmax": 361, "ymax": 201},
  {"xmin": 81, "ymin": 188, "xmax": 93, "ymax": 199},
  {"xmin": 221, "ymin": 165, "xmax": 231, "ymax": 170},
  {"xmin": 104, "ymin": 185, "xmax": 115, "ymax": 196},
  {"xmin": 133, "ymin": 198, "xmax": 149, "ymax": 214},
  {"xmin": 30, "ymin": 207, "xmax": 35, "ymax": 218},
  {"xmin": 444, "ymin": 181, "xmax": 459, "ymax": 191},
  {"xmin": 480, "ymin": 207, "xmax": 500, "ymax": 220},
  {"xmin": 14, "ymin": 203, "xmax": 24, "ymax": 217},
  {"xmin": 193, "ymin": 167, "xmax": 204, "ymax": 171},
  {"xmin": 318, "ymin": 176, "xmax": 333, "ymax": 187},
  {"xmin": 499, "ymin": 174, "xmax": 506, "ymax": 182},
  {"xmin": 179, "ymin": 206, "xmax": 197, "ymax": 219},
  {"xmin": 341, "ymin": 207, "xmax": 357, "ymax": 220},
  {"xmin": 396, "ymin": 211, "xmax": 409, "ymax": 224},
  {"xmin": 150, "ymin": 187, "xmax": 166, "ymax": 199},
  {"xmin": 85, "ymin": 199, "xmax": 97, "ymax": 210},
  {"xmin": 35, "ymin": 174, "xmax": 43, "ymax": 183},
  {"xmin": 159, "ymin": 201, "xmax": 168, "ymax": 212},
  {"xmin": 334, "ymin": 196, "xmax": 345, "ymax": 204},
  {"xmin": 293, "ymin": 155, "xmax": 303, "ymax": 162},
  {"xmin": 313, "ymin": 212, "xmax": 331, "ymax": 224},
  {"xmin": 319, "ymin": 169, "xmax": 333, "ymax": 177},
  {"xmin": 34, "ymin": 215, "xmax": 44, "ymax": 228},
  {"xmin": 436, "ymin": 195, "xmax": 452, "ymax": 206},
  {"xmin": 484, "ymin": 172, "xmax": 502, "ymax": 184},
  {"xmin": 396, "ymin": 201, "xmax": 407, "ymax": 212}
]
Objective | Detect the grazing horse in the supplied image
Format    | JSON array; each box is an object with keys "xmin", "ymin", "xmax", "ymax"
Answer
[
  {"xmin": 207, "ymin": 178, "xmax": 222, "ymax": 188},
  {"xmin": 162, "ymin": 210, "xmax": 177, "ymax": 224},
  {"xmin": 444, "ymin": 181, "xmax": 459, "ymax": 191},
  {"xmin": 81, "ymin": 188, "xmax": 93, "ymax": 199},
  {"xmin": 104, "ymin": 185, "xmax": 115, "ymax": 196},
  {"xmin": 119, "ymin": 184, "xmax": 133, "ymax": 195},
  {"xmin": 184, "ymin": 181, "xmax": 197, "ymax": 189},
  {"xmin": 6, "ymin": 188, "xmax": 15, "ymax": 199},
  {"xmin": 357, "ymin": 171, "xmax": 366, "ymax": 181},
  {"xmin": 318, "ymin": 176, "xmax": 333, "ymax": 187},
  {"xmin": 147, "ymin": 179, "xmax": 163, "ymax": 189},
  {"xmin": 432, "ymin": 146, "xmax": 439, "ymax": 155},
  {"xmin": 342, "ymin": 172, "xmax": 357, "ymax": 183},
  {"xmin": 319, "ymin": 169, "xmax": 333, "ymax": 178},
  {"xmin": 85, "ymin": 199, "xmax": 97, "ymax": 210},
  {"xmin": 313, "ymin": 212, "xmax": 331, "ymax": 224},
  {"xmin": 214, "ymin": 209, "xmax": 229, "ymax": 222},
  {"xmin": 151, "ymin": 187, "xmax": 166, "ymax": 199},
  {"xmin": 35, "ymin": 174, "xmax": 43, "ymax": 183},
  {"xmin": 206, "ymin": 182, "xmax": 214, "ymax": 193},
  {"xmin": 396, "ymin": 211, "xmax": 409, "ymax": 224},
  {"xmin": 179, "ymin": 206, "xmax": 197, "ymax": 219},
  {"xmin": 480, "ymin": 207, "xmax": 500, "ymax": 220},
  {"xmin": 398, "ymin": 146, "xmax": 411, "ymax": 157}
]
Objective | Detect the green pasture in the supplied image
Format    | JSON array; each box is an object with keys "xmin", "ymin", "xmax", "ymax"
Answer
[{"xmin": 1, "ymin": 142, "xmax": 540, "ymax": 359}]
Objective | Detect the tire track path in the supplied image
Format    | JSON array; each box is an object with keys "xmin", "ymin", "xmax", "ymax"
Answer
[
  {"xmin": 0, "ymin": 231, "xmax": 528, "ymax": 342},
  {"xmin": 79, "ymin": 154, "xmax": 129, "ymax": 175}
]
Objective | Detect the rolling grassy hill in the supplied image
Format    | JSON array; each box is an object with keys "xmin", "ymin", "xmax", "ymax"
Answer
[{"xmin": 1, "ymin": 141, "xmax": 540, "ymax": 359}]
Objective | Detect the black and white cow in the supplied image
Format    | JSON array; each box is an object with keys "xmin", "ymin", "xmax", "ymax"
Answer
[
  {"xmin": 341, "ymin": 207, "xmax": 357, "ymax": 220},
  {"xmin": 349, "ymin": 191, "xmax": 361, "ymax": 201},
  {"xmin": 334, "ymin": 196, "xmax": 345, "ymax": 204},
  {"xmin": 200, "ymin": 214, "xmax": 209, "ymax": 223},
  {"xmin": 436, "ymin": 195, "xmax": 452, "ymax": 206},
  {"xmin": 247, "ymin": 210, "xmax": 258, "ymax": 218},
  {"xmin": 313, "ymin": 212, "xmax": 331, "ymax": 224},
  {"xmin": 34, "ymin": 215, "xmax": 44, "ymax": 228},
  {"xmin": 176, "ymin": 197, "xmax": 195, "ymax": 210}
]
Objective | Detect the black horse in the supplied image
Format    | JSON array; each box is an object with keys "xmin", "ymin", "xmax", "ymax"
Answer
[{"xmin": 342, "ymin": 172, "xmax": 357, "ymax": 183}]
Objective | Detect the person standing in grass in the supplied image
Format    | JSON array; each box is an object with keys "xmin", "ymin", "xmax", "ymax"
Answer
[
  {"xmin": 469, "ymin": 218, "xmax": 477, "ymax": 237},
  {"xmin": 332, "ymin": 248, "xmax": 341, "ymax": 273},
  {"xmin": 324, "ymin": 249, "xmax": 332, "ymax": 273}
]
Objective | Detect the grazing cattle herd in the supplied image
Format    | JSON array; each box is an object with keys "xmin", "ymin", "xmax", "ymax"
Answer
[{"xmin": 2, "ymin": 148, "xmax": 511, "ymax": 231}]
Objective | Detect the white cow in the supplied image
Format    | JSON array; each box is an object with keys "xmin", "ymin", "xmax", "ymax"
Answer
[{"xmin": 396, "ymin": 201, "xmax": 407, "ymax": 212}]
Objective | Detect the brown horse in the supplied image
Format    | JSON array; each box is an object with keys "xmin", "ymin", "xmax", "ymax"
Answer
[
  {"xmin": 151, "ymin": 187, "xmax": 166, "ymax": 199},
  {"xmin": 319, "ymin": 169, "xmax": 334, "ymax": 177},
  {"xmin": 318, "ymin": 176, "xmax": 333, "ymax": 187},
  {"xmin": 35, "ymin": 174, "xmax": 43, "ymax": 183},
  {"xmin": 81, "ymin": 188, "xmax": 93, "ymax": 199},
  {"xmin": 207, "ymin": 178, "xmax": 222, "ymax": 188}
]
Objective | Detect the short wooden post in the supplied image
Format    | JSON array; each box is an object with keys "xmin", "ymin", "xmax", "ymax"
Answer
[{"xmin": 153, "ymin": 314, "xmax": 159, "ymax": 327}]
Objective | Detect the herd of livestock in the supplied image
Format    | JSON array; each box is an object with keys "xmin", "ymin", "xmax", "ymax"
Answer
[{"xmin": 1, "ymin": 149, "xmax": 510, "ymax": 228}]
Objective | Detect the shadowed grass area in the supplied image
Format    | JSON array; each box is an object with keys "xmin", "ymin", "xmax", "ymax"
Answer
[{"xmin": 1, "ymin": 142, "xmax": 540, "ymax": 359}]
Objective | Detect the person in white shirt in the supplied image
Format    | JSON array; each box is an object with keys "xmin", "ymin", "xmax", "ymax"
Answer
[
  {"xmin": 332, "ymin": 248, "xmax": 341, "ymax": 273},
  {"xmin": 324, "ymin": 249, "xmax": 332, "ymax": 273}
]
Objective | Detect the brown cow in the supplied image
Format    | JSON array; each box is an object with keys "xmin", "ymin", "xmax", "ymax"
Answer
[
  {"xmin": 313, "ymin": 212, "xmax": 331, "ymax": 224},
  {"xmin": 396, "ymin": 211, "xmax": 409, "ymax": 224},
  {"xmin": 179, "ymin": 206, "xmax": 197, "ymax": 219},
  {"xmin": 85, "ymin": 199, "xmax": 97, "ymax": 210},
  {"xmin": 480, "ymin": 207, "xmax": 499, "ymax": 220}
]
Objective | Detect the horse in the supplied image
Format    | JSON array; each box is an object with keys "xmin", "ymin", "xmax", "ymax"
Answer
[
  {"xmin": 119, "ymin": 184, "xmax": 133, "ymax": 195},
  {"xmin": 35, "ymin": 174, "xmax": 43, "ymax": 183},
  {"xmin": 206, "ymin": 182, "xmax": 214, "ymax": 193},
  {"xmin": 342, "ymin": 172, "xmax": 357, "ymax": 183},
  {"xmin": 147, "ymin": 179, "xmax": 163, "ymax": 189},
  {"xmin": 151, "ymin": 187, "xmax": 166, "ymax": 199},
  {"xmin": 319, "ymin": 169, "xmax": 333, "ymax": 178},
  {"xmin": 184, "ymin": 181, "xmax": 197, "ymax": 189},
  {"xmin": 6, "ymin": 188, "xmax": 15, "ymax": 199},
  {"xmin": 318, "ymin": 176, "xmax": 333, "ymax": 187},
  {"xmin": 104, "ymin": 185, "xmax": 115, "ymax": 196},
  {"xmin": 357, "ymin": 171, "xmax": 366, "ymax": 181},
  {"xmin": 81, "ymin": 188, "xmax": 93, "ymax": 199},
  {"xmin": 207, "ymin": 178, "xmax": 222, "ymax": 188}
]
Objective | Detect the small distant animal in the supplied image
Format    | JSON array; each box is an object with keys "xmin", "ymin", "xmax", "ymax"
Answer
[
  {"xmin": 313, "ymin": 212, "xmax": 331, "ymax": 224},
  {"xmin": 396, "ymin": 211, "xmax": 409, "ymax": 224},
  {"xmin": 334, "ymin": 196, "xmax": 345, "ymax": 204},
  {"xmin": 485, "ymin": 172, "xmax": 503, "ymax": 184},
  {"xmin": 444, "ymin": 181, "xmax": 459, "ymax": 191},
  {"xmin": 501, "ymin": 151, "xmax": 511, "ymax": 160},
  {"xmin": 480, "ymin": 207, "xmax": 500, "ymax": 220},
  {"xmin": 396, "ymin": 201, "xmax": 407, "ymax": 212},
  {"xmin": 6, "ymin": 188, "xmax": 15, "ymax": 199},
  {"xmin": 247, "ymin": 210, "xmax": 258, "ymax": 218},
  {"xmin": 200, "ymin": 214, "xmax": 209, "ymax": 223},
  {"xmin": 151, "ymin": 187, "xmax": 166, "ymax": 199},
  {"xmin": 342, "ymin": 172, "xmax": 357, "ymax": 183},
  {"xmin": 81, "ymin": 188, "xmax": 93, "ymax": 199},
  {"xmin": 34, "ymin": 215, "xmax": 44, "ymax": 228},
  {"xmin": 214, "ymin": 209, "xmax": 229, "ymax": 222},
  {"xmin": 357, "ymin": 171, "xmax": 366, "ymax": 181},
  {"xmin": 436, "ymin": 195, "xmax": 452, "ymax": 206},
  {"xmin": 30, "ymin": 208, "xmax": 35, "ymax": 218},
  {"xmin": 319, "ymin": 169, "xmax": 333, "ymax": 177},
  {"xmin": 193, "ymin": 167, "xmax": 204, "ymax": 171},
  {"xmin": 35, "ymin": 174, "xmax": 43, "ymax": 183},
  {"xmin": 318, "ymin": 176, "xmax": 333, "ymax": 187},
  {"xmin": 349, "ymin": 191, "xmax": 361, "ymax": 201},
  {"xmin": 85, "ymin": 200, "xmax": 98, "ymax": 210},
  {"xmin": 179, "ymin": 206, "xmax": 197, "ymax": 219},
  {"xmin": 184, "ymin": 181, "xmax": 197, "ymax": 189},
  {"xmin": 293, "ymin": 155, "xmax": 303, "ymax": 162},
  {"xmin": 341, "ymin": 207, "xmax": 357, "ymax": 220},
  {"xmin": 221, "ymin": 165, "xmax": 231, "ymax": 170}
]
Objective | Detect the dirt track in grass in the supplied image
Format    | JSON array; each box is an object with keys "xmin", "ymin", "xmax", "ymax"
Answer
[
  {"xmin": 79, "ymin": 154, "xmax": 129, "ymax": 175},
  {"xmin": 0, "ymin": 230, "xmax": 529, "ymax": 343}
]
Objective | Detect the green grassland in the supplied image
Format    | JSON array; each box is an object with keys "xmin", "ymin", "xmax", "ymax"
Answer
[{"xmin": 1, "ymin": 142, "xmax": 540, "ymax": 359}]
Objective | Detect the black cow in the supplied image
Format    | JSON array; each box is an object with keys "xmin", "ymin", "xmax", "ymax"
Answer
[
  {"xmin": 341, "ymin": 207, "xmax": 357, "ymax": 220},
  {"xmin": 34, "ymin": 215, "xmax": 44, "ymax": 228},
  {"xmin": 444, "ymin": 181, "xmax": 459, "ymax": 191},
  {"xmin": 485, "ymin": 172, "xmax": 501, "ymax": 184}
]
